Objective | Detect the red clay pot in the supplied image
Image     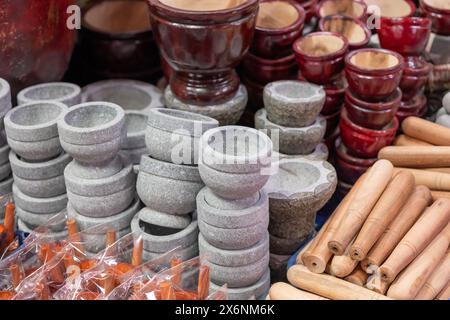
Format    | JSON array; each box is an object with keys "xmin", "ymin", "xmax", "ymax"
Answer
[
  {"xmin": 317, "ymin": 0, "xmax": 368, "ymax": 21},
  {"xmin": 251, "ymin": 0, "xmax": 306, "ymax": 59},
  {"xmin": 241, "ymin": 53, "xmax": 298, "ymax": 84},
  {"xmin": 345, "ymin": 86, "xmax": 402, "ymax": 111},
  {"xmin": 420, "ymin": 0, "xmax": 450, "ymax": 35},
  {"xmin": 321, "ymin": 74, "xmax": 347, "ymax": 115},
  {"xmin": 398, "ymin": 93, "xmax": 427, "ymax": 112},
  {"xmin": 294, "ymin": 0, "xmax": 319, "ymax": 22},
  {"xmin": 293, "ymin": 31, "xmax": 349, "ymax": 84},
  {"xmin": 335, "ymin": 137, "xmax": 377, "ymax": 167},
  {"xmin": 345, "ymin": 48, "xmax": 404, "ymax": 100},
  {"xmin": 365, "ymin": 0, "xmax": 417, "ymax": 20},
  {"xmin": 323, "ymin": 109, "xmax": 341, "ymax": 136},
  {"xmin": 318, "ymin": 15, "xmax": 371, "ymax": 50},
  {"xmin": 148, "ymin": 0, "xmax": 259, "ymax": 104},
  {"xmin": 400, "ymin": 56, "xmax": 431, "ymax": 101}
]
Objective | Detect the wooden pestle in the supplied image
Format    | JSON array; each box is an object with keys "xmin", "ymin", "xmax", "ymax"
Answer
[
  {"xmin": 328, "ymin": 160, "xmax": 394, "ymax": 255},
  {"xmin": 393, "ymin": 167, "xmax": 450, "ymax": 191},
  {"xmin": 303, "ymin": 174, "xmax": 367, "ymax": 272},
  {"xmin": 361, "ymin": 186, "xmax": 431, "ymax": 273},
  {"xmin": 425, "ymin": 167, "xmax": 450, "ymax": 174},
  {"xmin": 366, "ymin": 273, "xmax": 390, "ymax": 295},
  {"xmin": 379, "ymin": 198, "xmax": 450, "ymax": 283},
  {"xmin": 170, "ymin": 258, "xmax": 183, "ymax": 286},
  {"xmin": 4, "ymin": 203, "xmax": 15, "ymax": 245},
  {"xmin": 66, "ymin": 219, "xmax": 85, "ymax": 259},
  {"xmin": 197, "ymin": 265, "xmax": 210, "ymax": 300},
  {"xmin": 269, "ymin": 282, "xmax": 328, "ymax": 300},
  {"xmin": 402, "ymin": 116, "xmax": 450, "ymax": 146},
  {"xmin": 387, "ymin": 222, "xmax": 450, "ymax": 300},
  {"xmin": 344, "ymin": 267, "xmax": 368, "ymax": 287},
  {"xmin": 287, "ymin": 265, "xmax": 391, "ymax": 300},
  {"xmin": 378, "ymin": 146, "xmax": 450, "ymax": 168},
  {"xmin": 10, "ymin": 264, "xmax": 22, "ymax": 289},
  {"xmin": 350, "ymin": 171, "xmax": 415, "ymax": 261},
  {"xmin": 394, "ymin": 135, "xmax": 433, "ymax": 147},
  {"xmin": 160, "ymin": 280, "xmax": 176, "ymax": 300},
  {"xmin": 329, "ymin": 238, "xmax": 358, "ymax": 278},
  {"xmin": 436, "ymin": 282, "xmax": 450, "ymax": 300},
  {"xmin": 415, "ymin": 250, "xmax": 450, "ymax": 300},
  {"xmin": 131, "ymin": 237, "xmax": 143, "ymax": 267},
  {"xmin": 431, "ymin": 190, "xmax": 450, "ymax": 201},
  {"xmin": 105, "ymin": 229, "xmax": 117, "ymax": 257}
]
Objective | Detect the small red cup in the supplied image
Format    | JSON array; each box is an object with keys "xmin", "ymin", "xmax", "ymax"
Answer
[
  {"xmin": 322, "ymin": 74, "xmax": 347, "ymax": 115},
  {"xmin": 400, "ymin": 56, "xmax": 431, "ymax": 101}
]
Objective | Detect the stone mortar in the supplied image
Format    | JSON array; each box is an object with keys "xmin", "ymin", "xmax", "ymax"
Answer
[
  {"xmin": 66, "ymin": 156, "xmax": 123, "ymax": 179},
  {"xmin": 264, "ymin": 81, "xmax": 325, "ymax": 127},
  {"xmin": 17, "ymin": 219, "xmax": 68, "ymax": 240},
  {"xmin": 269, "ymin": 216, "xmax": 316, "ymax": 240},
  {"xmin": 269, "ymin": 233, "xmax": 310, "ymax": 255},
  {"xmin": 17, "ymin": 82, "xmax": 82, "ymax": 107},
  {"xmin": 0, "ymin": 175, "xmax": 13, "ymax": 195},
  {"xmin": 7, "ymin": 136, "xmax": 63, "ymax": 162},
  {"xmin": 12, "ymin": 184, "xmax": 67, "ymax": 214},
  {"xmin": 265, "ymin": 158, "xmax": 337, "ymax": 222},
  {"xmin": 9, "ymin": 151, "xmax": 71, "ymax": 180},
  {"xmin": 255, "ymin": 108, "xmax": 327, "ymax": 155},
  {"xmin": 203, "ymin": 188, "xmax": 260, "ymax": 210},
  {"xmin": 137, "ymin": 155, "xmax": 204, "ymax": 215},
  {"xmin": 15, "ymin": 206, "xmax": 66, "ymax": 231},
  {"xmin": 198, "ymin": 215, "xmax": 269, "ymax": 250},
  {"xmin": 82, "ymin": 80, "xmax": 163, "ymax": 113},
  {"xmin": 13, "ymin": 173, "xmax": 66, "ymax": 198},
  {"xmin": 81, "ymin": 227, "xmax": 131, "ymax": 254},
  {"xmin": 130, "ymin": 214, "xmax": 199, "ymax": 253},
  {"xmin": 121, "ymin": 147, "xmax": 148, "ymax": 165},
  {"xmin": 436, "ymin": 114, "xmax": 450, "ymax": 128},
  {"xmin": 138, "ymin": 207, "xmax": 192, "ymax": 229},
  {"xmin": 273, "ymin": 143, "xmax": 329, "ymax": 162},
  {"xmin": 0, "ymin": 142, "xmax": 10, "ymax": 165},
  {"xmin": 142, "ymin": 242, "xmax": 199, "ymax": 262},
  {"xmin": 164, "ymin": 85, "xmax": 247, "ymax": 126},
  {"xmin": 0, "ymin": 162, "xmax": 11, "ymax": 181},
  {"xmin": 199, "ymin": 232, "xmax": 269, "ymax": 267},
  {"xmin": 123, "ymin": 111, "xmax": 147, "ymax": 149}
]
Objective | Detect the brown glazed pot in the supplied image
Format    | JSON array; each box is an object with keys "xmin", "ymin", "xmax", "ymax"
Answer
[
  {"xmin": 148, "ymin": 0, "xmax": 259, "ymax": 105},
  {"xmin": 81, "ymin": 0, "xmax": 161, "ymax": 83}
]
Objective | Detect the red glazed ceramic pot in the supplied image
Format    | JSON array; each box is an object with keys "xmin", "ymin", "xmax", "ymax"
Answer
[
  {"xmin": 345, "ymin": 87, "xmax": 402, "ymax": 111},
  {"xmin": 340, "ymin": 108, "xmax": 398, "ymax": 158},
  {"xmin": 293, "ymin": 32, "xmax": 349, "ymax": 84},
  {"xmin": 317, "ymin": 0, "xmax": 368, "ymax": 21},
  {"xmin": 323, "ymin": 109, "xmax": 341, "ymax": 136},
  {"xmin": 399, "ymin": 93, "xmax": 427, "ymax": 112},
  {"xmin": 148, "ymin": 0, "xmax": 259, "ymax": 104},
  {"xmin": 335, "ymin": 155, "xmax": 370, "ymax": 184},
  {"xmin": 294, "ymin": 0, "xmax": 319, "ymax": 22},
  {"xmin": 318, "ymin": 15, "xmax": 371, "ymax": 51},
  {"xmin": 400, "ymin": 56, "xmax": 431, "ymax": 101},
  {"xmin": 241, "ymin": 74, "xmax": 265, "ymax": 111},
  {"xmin": 322, "ymin": 74, "xmax": 347, "ymax": 115},
  {"xmin": 364, "ymin": 0, "xmax": 416, "ymax": 19},
  {"xmin": 323, "ymin": 126, "xmax": 340, "ymax": 153},
  {"xmin": 0, "ymin": 0, "xmax": 76, "ymax": 96},
  {"xmin": 251, "ymin": 0, "xmax": 306, "ymax": 59},
  {"xmin": 345, "ymin": 48, "xmax": 404, "ymax": 100},
  {"xmin": 378, "ymin": 17, "xmax": 431, "ymax": 56},
  {"xmin": 396, "ymin": 96, "xmax": 427, "ymax": 123},
  {"xmin": 81, "ymin": 0, "xmax": 161, "ymax": 84},
  {"xmin": 335, "ymin": 138, "xmax": 377, "ymax": 167},
  {"xmin": 241, "ymin": 53, "xmax": 298, "ymax": 84},
  {"xmin": 420, "ymin": 0, "xmax": 450, "ymax": 35}
]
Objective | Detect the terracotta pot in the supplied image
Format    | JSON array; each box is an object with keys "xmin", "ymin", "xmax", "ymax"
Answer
[
  {"xmin": 317, "ymin": 0, "xmax": 368, "ymax": 21},
  {"xmin": 81, "ymin": 0, "xmax": 161, "ymax": 83},
  {"xmin": 241, "ymin": 53, "xmax": 298, "ymax": 84},
  {"xmin": 293, "ymin": 31, "xmax": 349, "ymax": 84},
  {"xmin": 400, "ymin": 56, "xmax": 431, "ymax": 101},
  {"xmin": 318, "ymin": 15, "xmax": 371, "ymax": 51},
  {"xmin": 420, "ymin": 0, "xmax": 450, "ymax": 35},
  {"xmin": 0, "ymin": 0, "xmax": 76, "ymax": 97},
  {"xmin": 251, "ymin": 0, "xmax": 306, "ymax": 59},
  {"xmin": 378, "ymin": 17, "xmax": 432, "ymax": 56},
  {"xmin": 148, "ymin": 0, "xmax": 259, "ymax": 104},
  {"xmin": 345, "ymin": 48, "xmax": 404, "ymax": 100}
]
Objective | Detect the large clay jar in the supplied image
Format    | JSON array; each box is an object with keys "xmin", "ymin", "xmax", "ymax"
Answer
[
  {"xmin": 0, "ymin": 0, "xmax": 76, "ymax": 97},
  {"xmin": 81, "ymin": 0, "xmax": 161, "ymax": 83},
  {"xmin": 148, "ymin": 0, "xmax": 259, "ymax": 105}
]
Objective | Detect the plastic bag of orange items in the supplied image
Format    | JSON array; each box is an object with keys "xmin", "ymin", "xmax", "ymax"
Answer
[
  {"xmin": 131, "ymin": 257, "xmax": 227, "ymax": 300},
  {"xmin": 0, "ymin": 199, "xmax": 18, "ymax": 258}
]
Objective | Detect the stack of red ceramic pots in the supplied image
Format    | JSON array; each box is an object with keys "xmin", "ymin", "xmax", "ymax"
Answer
[
  {"xmin": 295, "ymin": 0, "xmax": 320, "ymax": 23},
  {"xmin": 293, "ymin": 31, "xmax": 349, "ymax": 152},
  {"xmin": 337, "ymin": 48, "xmax": 402, "ymax": 193},
  {"xmin": 420, "ymin": 0, "xmax": 450, "ymax": 35},
  {"xmin": 241, "ymin": 0, "xmax": 306, "ymax": 110},
  {"xmin": 378, "ymin": 17, "xmax": 432, "ymax": 124},
  {"xmin": 316, "ymin": 0, "xmax": 368, "ymax": 22}
]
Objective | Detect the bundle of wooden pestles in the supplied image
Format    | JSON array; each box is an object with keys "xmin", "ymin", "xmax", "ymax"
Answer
[
  {"xmin": 0, "ymin": 202, "xmax": 17, "ymax": 257},
  {"xmin": 268, "ymin": 159, "xmax": 450, "ymax": 300},
  {"xmin": 383, "ymin": 116, "xmax": 450, "ymax": 201}
]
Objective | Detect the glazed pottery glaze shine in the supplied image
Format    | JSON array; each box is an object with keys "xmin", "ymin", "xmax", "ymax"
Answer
[
  {"xmin": 420, "ymin": 0, "xmax": 450, "ymax": 35},
  {"xmin": 148, "ymin": 0, "xmax": 259, "ymax": 104}
]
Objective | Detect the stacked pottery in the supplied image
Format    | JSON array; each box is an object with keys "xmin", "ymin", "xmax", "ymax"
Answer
[
  {"xmin": 133, "ymin": 108, "xmax": 218, "ymax": 261},
  {"xmin": 295, "ymin": 0, "xmax": 319, "ymax": 23},
  {"xmin": 148, "ymin": 0, "xmax": 260, "ymax": 125},
  {"xmin": 316, "ymin": 0, "xmax": 368, "ymax": 22},
  {"xmin": 241, "ymin": 0, "xmax": 305, "ymax": 110},
  {"xmin": 0, "ymin": 79, "xmax": 13, "ymax": 223},
  {"xmin": 264, "ymin": 158, "xmax": 337, "ymax": 281},
  {"xmin": 197, "ymin": 126, "xmax": 272, "ymax": 300},
  {"xmin": 58, "ymin": 102, "xmax": 139, "ymax": 255},
  {"xmin": 338, "ymin": 48, "xmax": 402, "ymax": 193},
  {"xmin": 4, "ymin": 101, "xmax": 69, "ymax": 236},
  {"xmin": 378, "ymin": 17, "xmax": 432, "ymax": 123},
  {"xmin": 293, "ymin": 32, "xmax": 349, "ymax": 151},
  {"xmin": 17, "ymin": 82, "xmax": 82, "ymax": 107},
  {"xmin": 255, "ymin": 80, "xmax": 328, "ymax": 161}
]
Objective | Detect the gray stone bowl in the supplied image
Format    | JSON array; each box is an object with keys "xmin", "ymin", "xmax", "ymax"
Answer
[
  {"xmin": 264, "ymin": 158, "xmax": 337, "ymax": 222},
  {"xmin": 15, "ymin": 206, "xmax": 66, "ymax": 231},
  {"xmin": 273, "ymin": 143, "xmax": 329, "ymax": 162},
  {"xmin": 123, "ymin": 111, "xmax": 147, "ymax": 150},
  {"xmin": 0, "ymin": 144, "xmax": 10, "ymax": 165},
  {"xmin": 18, "ymin": 219, "xmax": 68, "ymax": 240},
  {"xmin": 264, "ymin": 81, "xmax": 325, "ymax": 127},
  {"xmin": 146, "ymin": 108, "xmax": 218, "ymax": 165},
  {"xmin": 0, "ymin": 162, "xmax": 11, "ymax": 181},
  {"xmin": 57, "ymin": 102, "xmax": 125, "ymax": 165},
  {"xmin": 121, "ymin": 147, "xmax": 148, "ymax": 165},
  {"xmin": 0, "ymin": 78, "xmax": 12, "ymax": 129},
  {"xmin": 269, "ymin": 233, "xmax": 310, "ymax": 255},
  {"xmin": 12, "ymin": 184, "xmax": 68, "ymax": 215},
  {"xmin": 131, "ymin": 214, "xmax": 199, "ymax": 253},
  {"xmin": 269, "ymin": 216, "xmax": 315, "ymax": 240},
  {"xmin": 209, "ymin": 268, "xmax": 271, "ymax": 300},
  {"xmin": 138, "ymin": 207, "xmax": 192, "ymax": 229},
  {"xmin": 81, "ymin": 227, "xmax": 131, "ymax": 254},
  {"xmin": 4, "ymin": 101, "xmax": 68, "ymax": 161},
  {"xmin": 66, "ymin": 155, "xmax": 124, "ymax": 180},
  {"xmin": 81, "ymin": 80, "xmax": 163, "ymax": 113},
  {"xmin": 9, "ymin": 151, "xmax": 71, "ymax": 198},
  {"xmin": 198, "ymin": 214, "xmax": 269, "ymax": 250},
  {"xmin": 0, "ymin": 175, "xmax": 13, "ymax": 196},
  {"xmin": 255, "ymin": 108, "xmax": 326, "ymax": 155},
  {"xmin": 67, "ymin": 195, "xmax": 140, "ymax": 231},
  {"xmin": 436, "ymin": 114, "xmax": 450, "ymax": 128},
  {"xmin": 444, "ymin": 91, "xmax": 450, "ymax": 113},
  {"xmin": 142, "ymin": 242, "xmax": 199, "ymax": 262},
  {"xmin": 197, "ymin": 187, "xmax": 269, "ymax": 229},
  {"xmin": 164, "ymin": 85, "xmax": 247, "ymax": 126},
  {"xmin": 17, "ymin": 82, "xmax": 82, "ymax": 107},
  {"xmin": 137, "ymin": 155, "xmax": 204, "ymax": 215}
]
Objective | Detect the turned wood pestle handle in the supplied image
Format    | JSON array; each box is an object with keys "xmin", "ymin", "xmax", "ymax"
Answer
[
  {"xmin": 402, "ymin": 117, "xmax": 450, "ymax": 146},
  {"xmin": 379, "ymin": 146, "xmax": 450, "ymax": 168}
]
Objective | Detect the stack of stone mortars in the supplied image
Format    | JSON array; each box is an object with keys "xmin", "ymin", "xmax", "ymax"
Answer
[
  {"xmin": 5, "ymin": 99, "xmax": 69, "ymax": 239},
  {"xmin": 132, "ymin": 108, "xmax": 218, "ymax": 261},
  {"xmin": 58, "ymin": 102, "xmax": 139, "ymax": 254},
  {"xmin": 0, "ymin": 78, "xmax": 13, "ymax": 224},
  {"xmin": 197, "ymin": 126, "xmax": 273, "ymax": 300}
]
